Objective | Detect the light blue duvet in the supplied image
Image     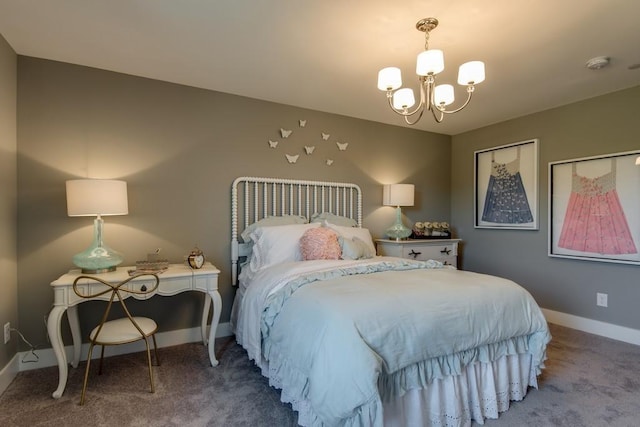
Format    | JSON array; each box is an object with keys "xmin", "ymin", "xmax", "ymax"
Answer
[{"xmin": 236, "ymin": 258, "xmax": 551, "ymax": 427}]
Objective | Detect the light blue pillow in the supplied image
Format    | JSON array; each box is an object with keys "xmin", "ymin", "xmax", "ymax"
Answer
[
  {"xmin": 339, "ymin": 236, "xmax": 375, "ymax": 260},
  {"xmin": 240, "ymin": 215, "xmax": 308, "ymax": 242},
  {"xmin": 311, "ymin": 212, "xmax": 357, "ymax": 227}
]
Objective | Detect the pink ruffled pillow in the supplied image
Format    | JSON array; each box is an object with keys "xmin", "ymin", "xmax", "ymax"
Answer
[{"xmin": 300, "ymin": 227, "xmax": 341, "ymax": 260}]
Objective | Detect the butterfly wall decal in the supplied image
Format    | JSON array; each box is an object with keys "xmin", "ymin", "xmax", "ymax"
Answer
[
  {"xmin": 285, "ymin": 154, "xmax": 299, "ymax": 164},
  {"xmin": 280, "ymin": 128, "xmax": 292, "ymax": 138},
  {"xmin": 299, "ymin": 120, "xmax": 307, "ymax": 127},
  {"xmin": 336, "ymin": 142, "xmax": 349, "ymax": 151},
  {"xmin": 321, "ymin": 132, "xmax": 330, "ymax": 141},
  {"xmin": 326, "ymin": 159, "xmax": 334, "ymax": 166},
  {"xmin": 268, "ymin": 140, "xmax": 279, "ymax": 148},
  {"xmin": 304, "ymin": 146, "xmax": 315, "ymax": 155}
]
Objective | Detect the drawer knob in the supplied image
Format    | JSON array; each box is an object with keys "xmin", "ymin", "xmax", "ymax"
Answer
[
  {"xmin": 440, "ymin": 248, "xmax": 451, "ymax": 255},
  {"xmin": 408, "ymin": 249, "xmax": 422, "ymax": 259},
  {"xmin": 140, "ymin": 284, "xmax": 147, "ymax": 292}
]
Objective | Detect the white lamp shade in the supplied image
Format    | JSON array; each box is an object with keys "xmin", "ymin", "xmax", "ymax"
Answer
[
  {"xmin": 434, "ymin": 84, "xmax": 455, "ymax": 106},
  {"xmin": 377, "ymin": 67, "xmax": 402, "ymax": 91},
  {"xmin": 66, "ymin": 179, "xmax": 129, "ymax": 217},
  {"xmin": 636, "ymin": 156, "xmax": 640, "ymax": 165},
  {"xmin": 458, "ymin": 61, "xmax": 485, "ymax": 85},
  {"xmin": 392, "ymin": 88, "xmax": 416, "ymax": 109},
  {"xmin": 416, "ymin": 49, "xmax": 444, "ymax": 76},
  {"xmin": 383, "ymin": 184, "xmax": 415, "ymax": 207}
]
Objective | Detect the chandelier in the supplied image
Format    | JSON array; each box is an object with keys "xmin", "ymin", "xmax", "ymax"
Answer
[{"xmin": 377, "ymin": 18, "xmax": 485, "ymax": 125}]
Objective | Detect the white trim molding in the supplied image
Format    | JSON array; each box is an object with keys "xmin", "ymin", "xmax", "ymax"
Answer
[{"xmin": 543, "ymin": 309, "xmax": 640, "ymax": 346}]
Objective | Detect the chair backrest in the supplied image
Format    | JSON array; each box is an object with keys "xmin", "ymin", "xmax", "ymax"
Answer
[{"xmin": 73, "ymin": 273, "xmax": 160, "ymax": 340}]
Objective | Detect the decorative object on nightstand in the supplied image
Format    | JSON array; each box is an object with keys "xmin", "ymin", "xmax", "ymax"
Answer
[
  {"xmin": 187, "ymin": 246, "xmax": 205, "ymax": 269},
  {"xmin": 383, "ymin": 183, "xmax": 414, "ymax": 240},
  {"xmin": 66, "ymin": 179, "xmax": 128, "ymax": 273},
  {"xmin": 412, "ymin": 221, "xmax": 451, "ymax": 239}
]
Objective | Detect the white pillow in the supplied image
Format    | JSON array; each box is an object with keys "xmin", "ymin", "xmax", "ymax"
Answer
[
  {"xmin": 323, "ymin": 221, "xmax": 376, "ymax": 256},
  {"xmin": 310, "ymin": 212, "xmax": 357, "ymax": 227},
  {"xmin": 339, "ymin": 236, "xmax": 376, "ymax": 260},
  {"xmin": 248, "ymin": 222, "xmax": 321, "ymax": 272},
  {"xmin": 240, "ymin": 215, "xmax": 308, "ymax": 242}
]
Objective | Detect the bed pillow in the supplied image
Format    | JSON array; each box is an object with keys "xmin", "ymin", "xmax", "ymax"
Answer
[
  {"xmin": 339, "ymin": 236, "xmax": 376, "ymax": 260},
  {"xmin": 310, "ymin": 212, "xmax": 357, "ymax": 227},
  {"xmin": 248, "ymin": 222, "xmax": 320, "ymax": 272},
  {"xmin": 240, "ymin": 215, "xmax": 308, "ymax": 242},
  {"xmin": 323, "ymin": 221, "xmax": 376, "ymax": 257},
  {"xmin": 300, "ymin": 227, "xmax": 341, "ymax": 260}
]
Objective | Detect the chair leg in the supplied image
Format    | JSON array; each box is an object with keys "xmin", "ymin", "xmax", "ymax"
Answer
[
  {"xmin": 144, "ymin": 337, "xmax": 155, "ymax": 393},
  {"xmin": 80, "ymin": 343, "xmax": 96, "ymax": 405},
  {"xmin": 98, "ymin": 345, "xmax": 105, "ymax": 375},
  {"xmin": 151, "ymin": 334, "xmax": 160, "ymax": 366}
]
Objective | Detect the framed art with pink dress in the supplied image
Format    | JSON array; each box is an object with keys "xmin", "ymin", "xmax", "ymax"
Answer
[
  {"xmin": 475, "ymin": 139, "xmax": 539, "ymax": 229},
  {"xmin": 549, "ymin": 150, "xmax": 640, "ymax": 265}
]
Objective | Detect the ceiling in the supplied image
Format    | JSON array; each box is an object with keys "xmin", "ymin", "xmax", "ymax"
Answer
[{"xmin": 1, "ymin": 0, "xmax": 639, "ymax": 135}]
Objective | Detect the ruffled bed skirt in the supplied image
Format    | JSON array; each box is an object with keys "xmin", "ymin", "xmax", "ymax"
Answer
[
  {"xmin": 383, "ymin": 353, "xmax": 535, "ymax": 427},
  {"xmin": 270, "ymin": 353, "xmax": 535, "ymax": 427}
]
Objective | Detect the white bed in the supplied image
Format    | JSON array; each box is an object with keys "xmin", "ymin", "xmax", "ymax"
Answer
[{"xmin": 230, "ymin": 177, "xmax": 551, "ymax": 427}]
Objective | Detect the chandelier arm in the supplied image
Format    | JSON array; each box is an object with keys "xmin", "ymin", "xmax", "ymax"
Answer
[
  {"xmin": 438, "ymin": 86, "xmax": 475, "ymax": 115},
  {"xmin": 404, "ymin": 108, "xmax": 426, "ymax": 125},
  {"xmin": 430, "ymin": 105, "xmax": 445, "ymax": 123},
  {"xmin": 386, "ymin": 92, "xmax": 426, "ymax": 117}
]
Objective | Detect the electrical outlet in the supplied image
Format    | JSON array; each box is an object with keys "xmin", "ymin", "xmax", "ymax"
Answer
[
  {"xmin": 596, "ymin": 293, "xmax": 608, "ymax": 307},
  {"xmin": 3, "ymin": 322, "xmax": 10, "ymax": 344}
]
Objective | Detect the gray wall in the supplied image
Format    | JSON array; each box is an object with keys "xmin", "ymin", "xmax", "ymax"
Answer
[
  {"xmin": 0, "ymin": 35, "xmax": 18, "ymax": 368},
  {"xmin": 452, "ymin": 86, "xmax": 640, "ymax": 330},
  {"xmin": 16, "ymin": 57, "xmax": 451, "ymax": 351}
]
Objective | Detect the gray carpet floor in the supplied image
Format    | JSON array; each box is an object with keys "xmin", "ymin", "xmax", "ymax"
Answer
[{"xmin": 0, "ymin": 323, "xmax": 639, "ymax": 427}]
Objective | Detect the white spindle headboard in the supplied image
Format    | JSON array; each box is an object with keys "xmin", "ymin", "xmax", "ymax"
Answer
[{"xmin": 231, "ymin": 176, "xmax": 363, "ymax": 285}]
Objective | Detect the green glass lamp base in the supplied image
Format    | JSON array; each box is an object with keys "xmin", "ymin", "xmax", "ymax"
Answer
[
  {"xmin": 385, "ymin": 206, "xmax": 412, "ymax": 240},
  {"xmin": 72, "ymin": 217, "xmax": 124, "ymax": 274}
]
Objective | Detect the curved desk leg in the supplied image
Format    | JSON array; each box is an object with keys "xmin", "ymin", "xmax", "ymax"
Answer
[
  {"xmin": 47, "ymin": 306, "xmax": 68, "ymax": 399},
  {"xmin": 207, "ymin": 290, "xmax": 222, "ymax": 367},
  {"xmin": 201, "ymin": 293, "xmax": 212, "ymax": 346},
  {"xmin": 67, "ymin": 305, "xmax": 81, "ymax": 368}
]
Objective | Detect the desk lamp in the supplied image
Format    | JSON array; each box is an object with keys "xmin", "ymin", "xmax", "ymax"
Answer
[
  {"xmin": 66, "ymin": 179, "xmax": 128, "ymax": 273},
  {"xmin": 383, "ymin": 184, "xmax": 415, "ymax": 240}
]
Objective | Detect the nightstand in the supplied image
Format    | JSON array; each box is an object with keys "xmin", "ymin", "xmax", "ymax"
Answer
[{"xmin": 376, "ymin": 238, "xmax": 461, "ymax": 267}]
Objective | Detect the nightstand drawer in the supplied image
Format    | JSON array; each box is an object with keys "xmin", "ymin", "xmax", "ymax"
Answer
[
  {"xmin": 401, "ymin": 243, "xmax": 457, "ymax": 261},
  {"xmin": 376, "ymin": 239, "xmax": 461, "ymax": 268}
]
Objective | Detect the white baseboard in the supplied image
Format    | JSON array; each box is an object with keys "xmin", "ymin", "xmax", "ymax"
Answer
[
  {"xmin": 14, "ymin": 322, "xmax": 233, "ymax": 373},
  {"xmin": 543, "ymin": 309, "xmax": 640, "ymax": 346}
]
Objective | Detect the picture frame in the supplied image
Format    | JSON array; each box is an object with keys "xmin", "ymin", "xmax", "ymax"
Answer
[
  {"xmin": 548, "ymin": 150, "xmax": 640, "ymax": 265},
  {"xmin": 474, "ymin": 139, "xmax": 539, "ymax": 229}
]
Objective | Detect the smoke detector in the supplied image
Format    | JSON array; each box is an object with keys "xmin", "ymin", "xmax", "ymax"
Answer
[{"xmin": 586, "ymin": 56, "xmax": 610, "ymax": 70}]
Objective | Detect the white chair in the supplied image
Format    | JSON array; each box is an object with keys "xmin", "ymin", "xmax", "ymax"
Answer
[{"xmin": 72, "ymin": 273, "xmax": 160, "ymax": 405}]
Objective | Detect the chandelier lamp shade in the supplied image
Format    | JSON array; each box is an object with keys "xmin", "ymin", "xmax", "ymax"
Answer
[
  {"xmin": 383, "ymin": 184, "xmax": 415, "ymax": 240},
  {"xmin": 66, "ymin": 179, "xmax": 129, "ymax": 273},
  {"xmin": 377, "ymin": 18, "xmax": 485, "ymax": 125}
]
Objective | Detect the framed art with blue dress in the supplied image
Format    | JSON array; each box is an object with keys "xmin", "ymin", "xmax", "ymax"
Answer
[{"xmin": 474, "ymin": 139, "xmax": 539, "ymax": 230}]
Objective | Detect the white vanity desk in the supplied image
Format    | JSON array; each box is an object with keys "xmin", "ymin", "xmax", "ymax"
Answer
[{"xmin": 47, "ymin": 263, "xmax": 221, "ymax": 398}]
